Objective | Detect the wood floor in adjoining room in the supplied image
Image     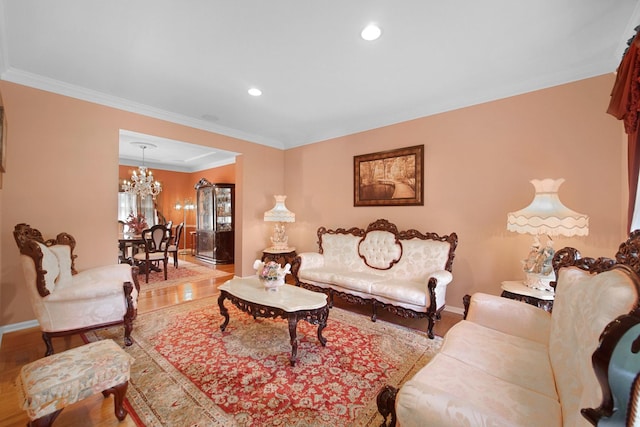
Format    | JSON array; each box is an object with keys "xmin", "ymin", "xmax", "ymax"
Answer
[{"xmin": 0, "ymin": 255, "xmax": 462, "ymax": 426}]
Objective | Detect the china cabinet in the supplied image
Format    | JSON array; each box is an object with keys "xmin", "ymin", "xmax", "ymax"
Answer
[{"xmin": 194, "ymin": 179, "xmax": 234, "ymax": 264}]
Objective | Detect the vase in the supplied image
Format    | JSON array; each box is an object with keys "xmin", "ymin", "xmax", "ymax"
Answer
[{"xmin": 260, "ymin": 277, "xmax": 285, "ymax": 291}]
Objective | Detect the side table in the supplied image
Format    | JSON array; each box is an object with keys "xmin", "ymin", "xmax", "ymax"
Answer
[
  {"xmin": 500, "ymin": 280, "xmax": 554, "ymax": 312},
  {"xmin": 262, "ymin": 247, "xmax": 297, "ymax": 267}
]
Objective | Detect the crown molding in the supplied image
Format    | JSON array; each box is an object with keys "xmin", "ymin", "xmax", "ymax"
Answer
[{"xmin": 0, "ymin": 68, "xmax": 286, "ymax": 150}]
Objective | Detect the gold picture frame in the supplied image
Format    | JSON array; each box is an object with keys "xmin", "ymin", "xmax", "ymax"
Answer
[{"xmin": 354, "ymin": 145, "xmax": 424, "ymax": 206}]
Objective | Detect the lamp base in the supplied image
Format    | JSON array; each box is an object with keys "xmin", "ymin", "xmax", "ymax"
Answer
[{"xmin": 524, "ymin": 272, "xmax": 555, "ymax": 293}]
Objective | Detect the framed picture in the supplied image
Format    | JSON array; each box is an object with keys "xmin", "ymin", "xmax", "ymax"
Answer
[
  {"xmin": 354, "ymin": 144, "xmax": 424, "ymax": 206},
  {"xmin": 0, "ymin": 106, "xmax": 5, "ymax": 173}
]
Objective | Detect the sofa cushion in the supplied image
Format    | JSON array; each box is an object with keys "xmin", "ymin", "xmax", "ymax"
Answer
[
  {"xmin": 441, "ymin": 320, "xmax": 557, "ymax": 399},
  {"xmin": 370, "ymin": 279, "xmax": 429, "ymax": 307},
  {"xmin": 48, "ymin": 271, "xmax": 127, "ymax": 302},
  {"xmin": 330, "ymin": 270, "xmax": 386, "ymax": 293},
  {"xmin": 299, "ymin": 268, "xmax": 384, "ymax": 294},
  {"xmin": 550, "ymin": 266, "xmax": 639, "ymax": 427},
  {"xmin": 298, "ymin": 268, "xmax": 336, "ymax": 284},
  {"xmin": 397, "ymin": 352, "xmax": 562, "ymax": 427}
]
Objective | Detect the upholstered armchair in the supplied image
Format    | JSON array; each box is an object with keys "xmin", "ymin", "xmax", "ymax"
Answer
[{"xmin": 13, "ymin": 223, "xmax": 140, "ymax": 356}]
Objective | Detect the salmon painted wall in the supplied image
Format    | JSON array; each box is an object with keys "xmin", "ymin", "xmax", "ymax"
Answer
[
  {"xmin": 285, "ymin": 74, "xmax": 627, "ymax": 312},
  {"xmin": 0, "ymin": 81, "xmax": 282, "ymax": 326},
  {"xmin": 118, "ymin": 164, "xmax": 236, "ymax": 252},
  {"xmin": 0, "ymin": 74, "xmax": 628, "ymax": 327}
]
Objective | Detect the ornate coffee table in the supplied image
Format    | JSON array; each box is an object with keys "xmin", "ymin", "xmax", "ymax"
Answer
[{"xmin": 218, "ymin": 276, "xmax": 329, "ymax": 366}]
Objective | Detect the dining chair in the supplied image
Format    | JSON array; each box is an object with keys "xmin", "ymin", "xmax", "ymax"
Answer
[
  {"xmin": 167, "ymin": 222, "xmax": 184, "ymax": 268},
  {"xmin": 133, "ymin": 224, "xmax": 170, "ymax": 283}
]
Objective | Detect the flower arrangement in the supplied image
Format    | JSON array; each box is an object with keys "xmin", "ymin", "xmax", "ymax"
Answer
[
  {"xmin": 253, "ymin": 259, "xmax": 291, "ymax": 289},
  {"xmin": 125, "ymin": 212, "xmax": 148, "ymax": 235}
]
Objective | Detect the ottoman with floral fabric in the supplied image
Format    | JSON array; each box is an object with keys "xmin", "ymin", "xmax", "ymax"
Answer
[{"xmin": 16, "ymin": 339, "xmax": 134, "ymax": 427}]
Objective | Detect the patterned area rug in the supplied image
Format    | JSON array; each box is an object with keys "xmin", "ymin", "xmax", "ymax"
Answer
[
  {"xmin": 86, "ymin": 296, "xmax": 442, "ymax": 426},
  {"xmin": 140, "ymin": 260, "xmax": 231, "ymax": 290}
]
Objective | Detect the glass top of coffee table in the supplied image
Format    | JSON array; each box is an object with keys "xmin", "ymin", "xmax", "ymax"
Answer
[{"xmin": 219, "ymin": 276, "xmax": 327, "ymax": 312}]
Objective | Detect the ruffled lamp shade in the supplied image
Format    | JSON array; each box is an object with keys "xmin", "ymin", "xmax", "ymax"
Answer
[
  {"xmin": 507, "ymin": 179, "xmax": 589, "ymax": 291},
  {"xmin": 507, "ymin": 179, "xmax": 589, "ymax": 237}
]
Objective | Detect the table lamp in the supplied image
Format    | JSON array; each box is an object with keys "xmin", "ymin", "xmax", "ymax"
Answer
[
  {"xmin": 264, "ymin": 195, "xmax": 295, "ymax": 251},
  {"xmin": 507, "ymin": 178, "xmax": 589, "ymax": 291}
]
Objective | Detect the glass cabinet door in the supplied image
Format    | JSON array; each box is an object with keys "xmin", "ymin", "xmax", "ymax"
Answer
[
  {"xmin": 194, "ymin": 179, "xmax": 234, "ymax": 264},
  {"xmin": 215, "ymin": 187, "xmax": 233, "ymax": 232},
  {"xmin": 197, "ymin": 186, "xmax": 214, "ymax": 231}
]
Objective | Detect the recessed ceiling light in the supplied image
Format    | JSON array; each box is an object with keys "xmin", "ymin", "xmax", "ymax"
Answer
[
  {"xmin": 248, "ymin": 87, "xmax": 262, "ymax": 97},
  {"xmin": 361, "ymin": 23, "xmax": 382, "ymax": 41}
]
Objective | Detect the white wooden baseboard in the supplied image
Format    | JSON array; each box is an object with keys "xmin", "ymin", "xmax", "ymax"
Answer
[
  {"xmin": 0, "ymin": 319, "xmax": 39, "ymax": 347},
  {"xmin": 444, "ymin": 305, "xmax": 465, "ymax": 316}
]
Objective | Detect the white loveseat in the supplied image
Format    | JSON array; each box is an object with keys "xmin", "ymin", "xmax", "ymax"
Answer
[
  {"xmin": 377, "ymin": 238, "xmax": 640, "ymax": 427},
  {"xmin": 14, "ymin": 223, "xmax": 140, "ymax": 356},
  {"xmin": 291, "ymin": 219, "xmax": 458, "ymax": 338}
]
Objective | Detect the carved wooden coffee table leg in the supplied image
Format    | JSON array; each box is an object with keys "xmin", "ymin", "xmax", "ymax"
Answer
[
  {"xmin": 288, "ymin": 316, "xmax": 298, "ymax": 366},
  {"xmin": 218, "ymin": 292, "xmax": 230, "ymax": 331},
  {"xmin": 317, "ymin": 305, "xmax": 329, "ymax": 346}
]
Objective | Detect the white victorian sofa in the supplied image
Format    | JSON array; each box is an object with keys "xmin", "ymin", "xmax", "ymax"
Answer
[
  {"xmin": 377, "ymin": 235, "xmax": 640, "ymax": 427},
  {"xmin": 14, "ymin": 223, "xmax": 140, "ymax": 356},
  {"xmin": 291, "ymin": 219, "xmax": 458, "ymax": 338}
]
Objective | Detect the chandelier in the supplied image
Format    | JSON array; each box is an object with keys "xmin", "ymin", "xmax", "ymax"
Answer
[{"xmin": 123, "ymin": 144, "xmax": 162, "ymax": 200}]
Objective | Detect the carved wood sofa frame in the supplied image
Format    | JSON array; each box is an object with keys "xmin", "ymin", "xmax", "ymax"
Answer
[
  {"xmin": 13, "ymin": 223, "xmax": 140, "ymax": 356},
  {"xmin": 291, "ymin": 219, "xmax": 458, "ymax": 339},
  {"xmin": 376, "ymin": 231, "xmax": 640, "ymax": 426}
]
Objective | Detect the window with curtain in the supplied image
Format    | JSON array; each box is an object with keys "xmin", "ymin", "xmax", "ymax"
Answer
[
  {"xmin": 118, "ymin": 192, "xmax": 136, "ymax": 222},
  {"xmin": 118, "ymin": 192, "xmax": 157, "ymax": 226}
]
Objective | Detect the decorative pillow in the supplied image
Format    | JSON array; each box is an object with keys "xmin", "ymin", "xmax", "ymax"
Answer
[
  {"xmin": 48, "ymin": 245, "xmax": 73, "ymax": 287},
  {"xmin": 37, "ymin": 243, "xmax": 60, "ymax": 294}
]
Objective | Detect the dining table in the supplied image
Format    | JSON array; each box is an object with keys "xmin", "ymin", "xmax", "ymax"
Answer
[{"xmin": 118, "ymin": 233, "xmax": 144, "ymax": 265}]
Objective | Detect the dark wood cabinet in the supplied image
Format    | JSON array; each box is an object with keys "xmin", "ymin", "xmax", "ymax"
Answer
[{"xmin": 194, "ymin": 179, "xmax": 234, "ymax": 264}]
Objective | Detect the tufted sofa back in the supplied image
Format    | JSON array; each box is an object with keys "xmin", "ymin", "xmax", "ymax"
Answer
[{"xmin": 317, "ymin": 219, "xmax": 457, "ymax": 281}]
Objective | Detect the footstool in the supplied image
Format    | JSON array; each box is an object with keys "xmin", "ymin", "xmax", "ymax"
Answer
[{"xmin": 16, "ymin": 339, "xmax": 134, "ymax": 427}]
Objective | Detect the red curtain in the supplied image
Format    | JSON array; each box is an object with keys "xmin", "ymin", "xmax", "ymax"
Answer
[{"xmin": 607, "ymin": 29, "xmax": 640, "ymax": 231}]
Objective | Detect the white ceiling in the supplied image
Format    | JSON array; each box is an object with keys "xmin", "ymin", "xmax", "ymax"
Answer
[{"xmin": 1, "ymin": 1, "xmax": 639, "ymax": 170}]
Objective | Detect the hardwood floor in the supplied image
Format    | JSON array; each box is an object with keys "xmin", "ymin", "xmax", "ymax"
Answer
[{"xmin": 0, "ymin": 255, "xmax": 462, "ymax": 426}]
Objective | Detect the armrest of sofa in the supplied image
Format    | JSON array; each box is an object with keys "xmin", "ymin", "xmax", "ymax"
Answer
[
  {"xmin": 427, "ymin": 270, "xmax": 453, "ymax": 311},
  {"xmin": 297, "ymin": 252, "xmax": 325, "ymax": 270},
  {"xmin": 466, "ymin": 292, "xmax": 551, "ymax": 345},
  {"xmin": 427, "ymin": 270, "xmax": 453, "ymax": 286}
]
